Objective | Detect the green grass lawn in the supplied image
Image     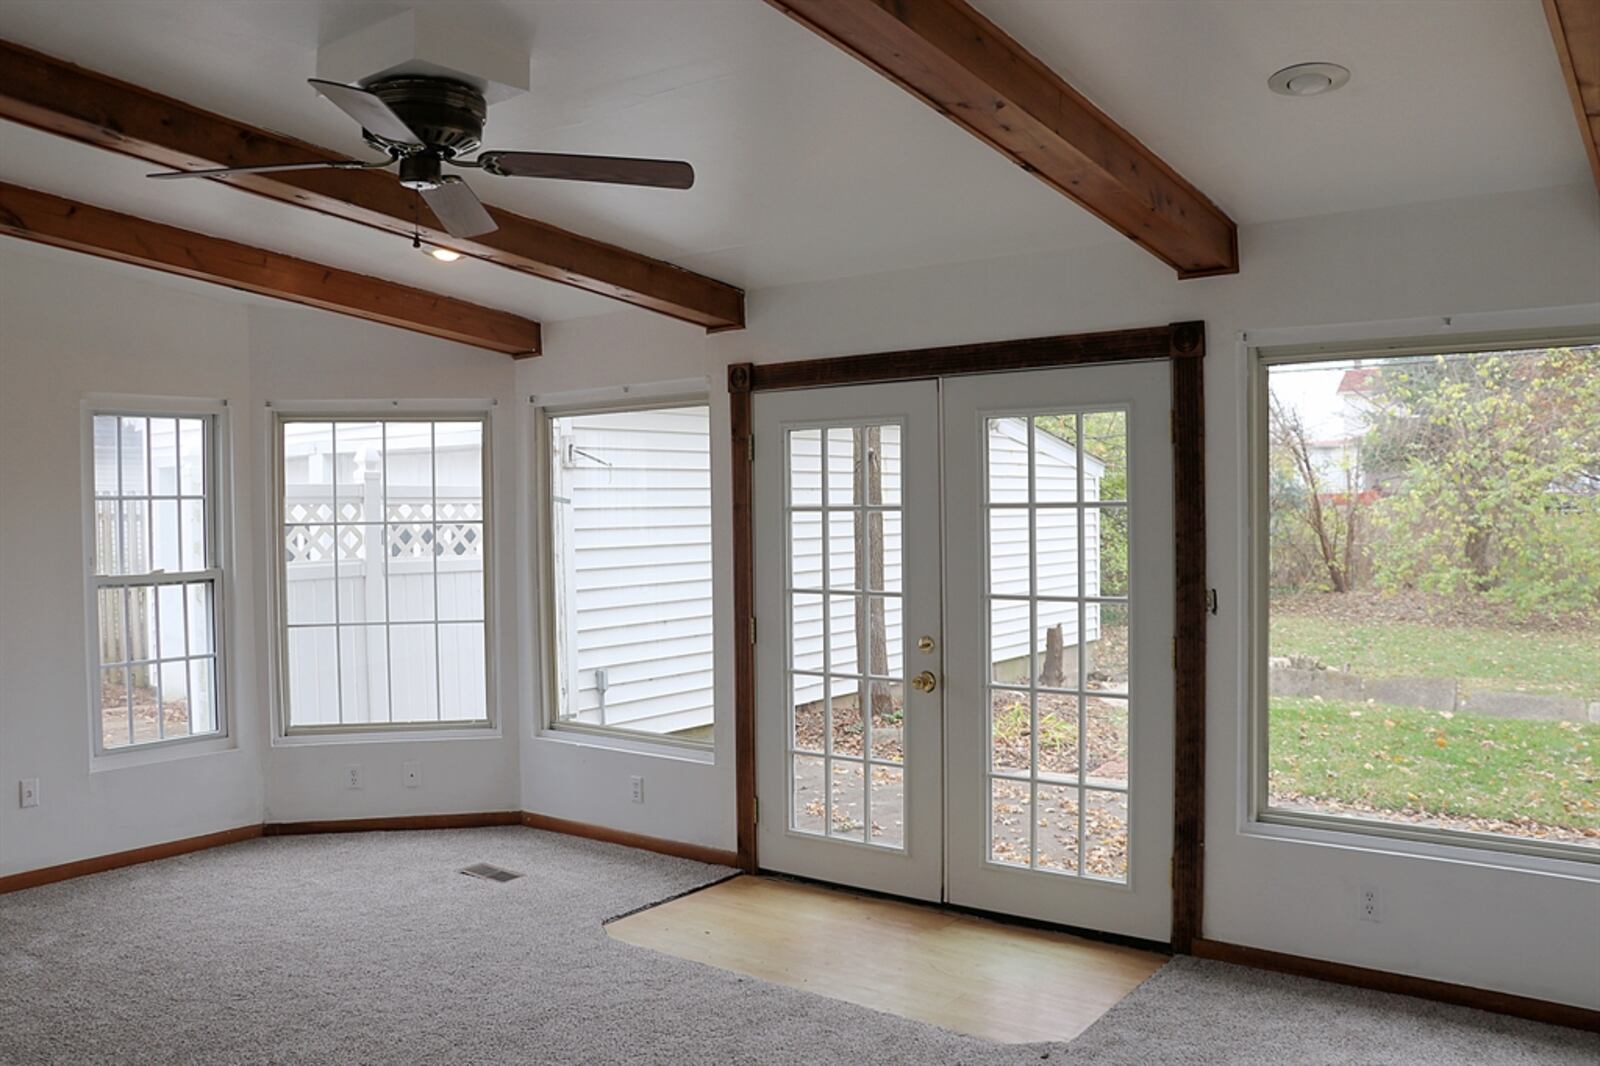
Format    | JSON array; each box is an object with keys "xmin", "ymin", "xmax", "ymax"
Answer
[
  {"xmin": 1269, "ymin": 698, "xmax": 1599, "ymax": 833},
  {"xmin": 1269, "ymin": 614, "xmax": 1599, "ymax": 697}
]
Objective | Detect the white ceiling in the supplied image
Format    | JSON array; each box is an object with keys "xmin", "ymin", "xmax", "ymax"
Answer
[{"xmin": 0, "ymin": 1, "xmax": 1588, "ymax": 324}]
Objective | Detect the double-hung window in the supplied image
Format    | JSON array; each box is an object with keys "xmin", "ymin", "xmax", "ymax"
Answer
[
  {"xmin": 89, "ymin": 409, "xmax": 226, "ymax": 752},
  {"xmin": 276, "ymin": 415, "xmax": 491, "ymax": 732}
]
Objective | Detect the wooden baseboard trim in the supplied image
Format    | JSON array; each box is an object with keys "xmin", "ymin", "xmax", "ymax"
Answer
[
  {"xmin": 263, "ymin": 811, "xmax": 524, "ymax": 836},
  {"xmin": 1191, "ymin": 938, "xmax": 1600, "ymax": 1033},
  {"xmin": 0, "ymin": 824, "xmax": 263, "ymax": 894},
  {"xmin": 2, "ymin": 811, "xmax": 736, "ymax": 894},
  {"xmin": 521, "ymin": 811, "xmax": 739, "ymax": 868}
]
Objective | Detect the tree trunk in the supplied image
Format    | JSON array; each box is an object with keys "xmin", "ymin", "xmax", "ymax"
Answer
[{"xmin": 853, "ymin": 426, "xmax": 891, "ymax": 716}]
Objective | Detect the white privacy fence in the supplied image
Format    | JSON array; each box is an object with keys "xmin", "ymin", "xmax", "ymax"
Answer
[{"xmin": 279, "ymin": 421, "xmax": 487, "ymax": 726}]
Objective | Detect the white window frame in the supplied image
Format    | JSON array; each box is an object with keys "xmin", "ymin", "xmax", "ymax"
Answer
[
  {"xmin": 534, "ymin": 392, "xmax": 715, "ymax": 751},
  {"xmin": 82, "ymin": 396, "xmax": 231, "ymax": 759},
  {"xmin": 270, "ymin": 405, "xmax": 496, "ymax": 738},
  {"xmin": 1248, "ymin": 330, "xmax": 1600, "ymax": 868}
]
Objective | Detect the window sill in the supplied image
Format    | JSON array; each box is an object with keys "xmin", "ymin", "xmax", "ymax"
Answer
[
  {"xmin": 274, "ymin": 722, "xmax": 501, "ymax": 747},
  {"xmin": 91, "ymin": 733, "xmax": 237, "ymax": 772},
  {"xmin": 533, "ymin": 725, "xmax": 716, "ymax": 765},
  {"xmin": 1243, "ymin": 811, "xmax": 1600, "ymax": 881}
]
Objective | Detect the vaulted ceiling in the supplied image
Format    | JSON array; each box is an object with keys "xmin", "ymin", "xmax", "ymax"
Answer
[{"xmin": 0, "ymin": 0, "xmax": 1588, "ymax": 330}]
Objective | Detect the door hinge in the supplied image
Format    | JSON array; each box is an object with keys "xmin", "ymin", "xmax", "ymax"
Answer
[
  {"xmin": 1170, "ymin": 408, "xmax": 1176, "ymax": 443},
  {"xmin": 1172, "ymin": 637, "xmax": 1178, "ymax": 669},
  {"xmin": 1206, "ymin": 588, "xmax": 1218, "ymax": 615},
  {"xmin": 746, "ymin": 436, "xmax": 754, "ymax": 462},
  {"xmin": 753, "ymin": 797, "xmax": 760, "ymax": 825},
  {"xmin": 750, "ymin": 616, "xmax": 757, "ymax": 645}
]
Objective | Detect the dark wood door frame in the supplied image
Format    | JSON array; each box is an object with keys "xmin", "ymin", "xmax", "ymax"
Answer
[{"xmin": 728, "ymin": 321, "xmax": 1208, "ymax": 951}]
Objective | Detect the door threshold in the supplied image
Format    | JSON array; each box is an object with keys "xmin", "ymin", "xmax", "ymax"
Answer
[{"xmin": 762, "ymin": 869, "xmax": 1172, "ymax": 955}]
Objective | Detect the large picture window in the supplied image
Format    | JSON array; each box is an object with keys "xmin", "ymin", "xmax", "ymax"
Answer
[
  {"xmin": 278, "ymin": 416, "xmax": 490, "ymax": 731},
  {"xmin": 541, "ymin": 401, "xmax": 713, "ymax": 746},
  {"xmin": 89, "ymin": 410, "xmax": 225, "ymax": 752},
  {"xmin": 1256, "ymin": 341, "xmax": 1599, "ymax": 859}
]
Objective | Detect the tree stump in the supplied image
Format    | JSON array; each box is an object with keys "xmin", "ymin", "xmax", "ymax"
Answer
[{"xmin": 1042, "ymin": 624, "xmax": 1066, "ymax": 688}]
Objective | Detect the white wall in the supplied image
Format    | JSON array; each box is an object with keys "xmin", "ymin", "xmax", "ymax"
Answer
[
  {"xmin": 247, "ymin": 305, "xmax": 521, "ymax": 822},
  {"xmin": 0, "ymin": 246, "xmax": 263, "ymax": 874},
  {"xmin": 527, "ymin": 181, "xmax": 1600, "ymax": 1008},
  {"xmin": 0, "ymin": 245, "xmax": 523, "ymax": 877},
  {"xmin": 516, "ymin": 328, "xmax": 737, "ymax": 851}
]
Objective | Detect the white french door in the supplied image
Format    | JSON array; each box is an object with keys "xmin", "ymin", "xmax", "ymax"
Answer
[
  {"xmin": 753, "ymin": 362, "xmax": 1174, "ymax": 940},
  {"xmin": 754, "ymin": 380, "xmax": 944, "ymax": 900},
  {"xmin": 942, "ymin": 363, "xmax": 1174, "ymax": 942}
]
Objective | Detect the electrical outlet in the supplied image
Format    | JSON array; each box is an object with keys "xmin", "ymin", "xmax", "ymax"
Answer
[
  {"xmin": 403, "ymin": 760, "xmax": 421, "ymax": 789},
  {"xmin": 19, "ymin": 778, "xmax": 39, "ymax": 808},
  {"xmin": 345, "ymin": 764, "xmax": 364, "ymax": 791},
  {"xmin": 630, "ymin": 775, "xmax": 644, "ymax": 804},
  {"xmin": 1358, "ymin": 886, "xmax": 1380, "ymax": 923}
]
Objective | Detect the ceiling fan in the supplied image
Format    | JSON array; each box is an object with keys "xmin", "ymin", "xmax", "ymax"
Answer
[{"xmin": 148, "ymin": 76, "xmax": 695, "ymax": 238}]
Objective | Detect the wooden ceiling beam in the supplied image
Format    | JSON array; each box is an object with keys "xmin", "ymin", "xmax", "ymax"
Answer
[
  {"xmin": 0, "ymin": 182, "xmax": 543, "ymax": 356},
  {"xmin": 765, "ymin": 0, "xmax": 1238, "ymax": 277},
  {"xmin": 1544, "ymin": 0, "xmax": 1600, "ymax": 195},
  {"xmin": 0, "ymin": 40, "xmax": 744, "ymax": 330}
]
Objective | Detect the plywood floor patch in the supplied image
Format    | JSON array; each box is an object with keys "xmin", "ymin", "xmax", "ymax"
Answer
[{"xmin": 605, "ymin": 875, "xmax": 1166, "ymax": 1044}]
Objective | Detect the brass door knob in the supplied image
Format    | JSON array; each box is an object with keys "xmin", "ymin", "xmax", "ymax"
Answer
[{"xmin": 911, "ymin": 670, "xmax": 938, "ymax": 693}]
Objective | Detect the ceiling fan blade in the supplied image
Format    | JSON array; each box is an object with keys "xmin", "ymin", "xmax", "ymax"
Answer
[
  {"xmin": 420, "ymin": 177, "xmax": 497, "ymax": 238},
  {"xmin": 147, "ymin": 159, "xmax": 380, "ymax": 180},
  {"xmin": 476, "ymin": 152, "xmax": 694, "ymax": 190},
  {"xmin": 309, "ymin": 79, "xmax": 422, "ymax": 145}
]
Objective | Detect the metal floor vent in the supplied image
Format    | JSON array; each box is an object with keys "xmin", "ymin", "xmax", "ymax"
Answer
[{"xmin": 460, "ymin": 862, "xmax": 523, "ymax": 883}]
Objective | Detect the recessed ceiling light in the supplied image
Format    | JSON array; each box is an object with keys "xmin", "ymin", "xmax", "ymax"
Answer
[
  {"xmin": 1269, "ymin": 62, "xmax": 1350, "ymax": 97},
  {"xmin": 428, "ymin": 247, "xmax": 462, "ymax": 263}
]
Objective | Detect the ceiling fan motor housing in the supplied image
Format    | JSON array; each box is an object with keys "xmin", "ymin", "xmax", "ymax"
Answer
[
  {"xmin": 397, "ymin": 154, "xmax": 444, "ymax": 191},
  {"xmin": 362, "ymin": 76, "xmax": 487, "ymax": 157}
]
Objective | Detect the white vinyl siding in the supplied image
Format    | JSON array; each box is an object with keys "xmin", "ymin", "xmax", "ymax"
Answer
[
  {"xmin": 549, "ymin": 405, "xmax": 713, "ymax": 738},
  {"xmin": 544, "ymin": 411, "xmax": 1102, "ymax": 735}
]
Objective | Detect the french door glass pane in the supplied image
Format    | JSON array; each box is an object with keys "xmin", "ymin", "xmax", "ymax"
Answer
[
  {"xmin": 870, "ymin": 766, "xmax": 905, "ymax": 847},
  {"xmin": 785, "ymin": 422, "xmax": 907, "ymax": 851},
  {"xmin": 984, "ymin": 409, "xmax": 1131, "ymax": 881},
  {"xmin": 793, "ymin": 755, "xmax": 826, "ymax": 834},
  {"xmin": 868, "ymin": 681, "xmax": 904, "ymax": 763}
]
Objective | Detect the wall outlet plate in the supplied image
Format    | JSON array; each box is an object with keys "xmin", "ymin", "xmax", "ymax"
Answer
[
  {"xmin": 19, "ymin": 778, "xmax": 39, "ymax": 808},
  {"xmin": 630, "ymin": 775, "xmax": 644, "ymax": 804},
  {"xmin": 346, "ymin": 764, "xmax": 364, "ymax": 791},
  {"xmin": 1359, "ymin": 886, "xmax": 1380, "ymax": 923}
]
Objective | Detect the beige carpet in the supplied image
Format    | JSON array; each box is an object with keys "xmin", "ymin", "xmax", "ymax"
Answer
[{"xmin": 0, "ymin": 827, "xmax": 1593, "ymax": 1064}]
